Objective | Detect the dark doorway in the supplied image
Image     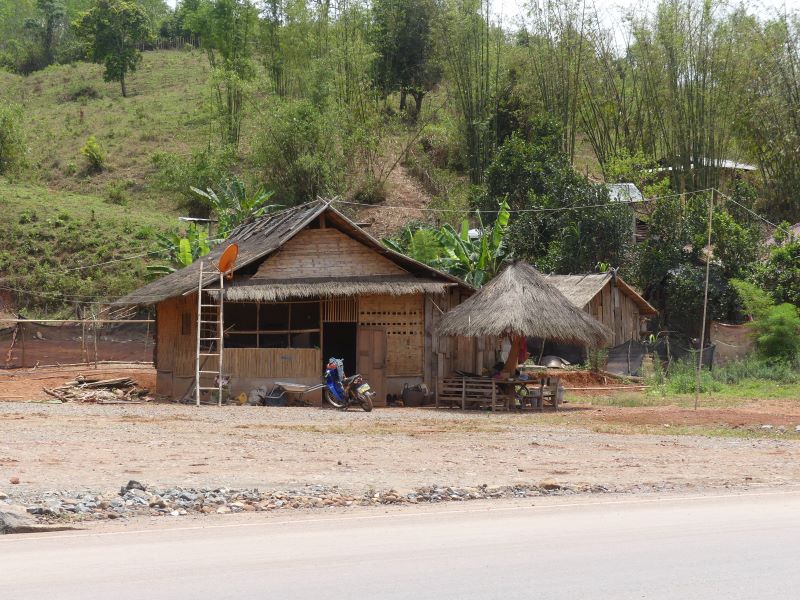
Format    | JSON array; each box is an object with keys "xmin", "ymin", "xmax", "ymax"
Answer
[{"xmin": 323, "ymin": 323, "xmax": 358, "ymax": 375}]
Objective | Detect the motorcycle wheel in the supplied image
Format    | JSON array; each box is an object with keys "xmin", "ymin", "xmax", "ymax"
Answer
[
  {"xmin": 324, "ymin": 387, "xmax": 347, "ymax": 409},
  {"xmin": 360, "ymin": 393, "xmax": 374, "ymax": 412}
]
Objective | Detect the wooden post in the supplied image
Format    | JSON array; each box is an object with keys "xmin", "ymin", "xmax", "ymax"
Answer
[
  {"xmin": 20, "ymin": 321, "xmax": 25, "ymax": 367},
  {"xmin": 93, "ymin": 313, "xmax": 99, "ymax": 369},
  {"xmin": 695, "ymin": 190, "xmax": 715, "ymax": 410}
]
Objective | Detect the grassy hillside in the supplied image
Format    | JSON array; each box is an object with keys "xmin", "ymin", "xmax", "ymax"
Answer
[
  {"xmin": 0, "ymin": 181, "xmax": 174, "ymax": 317},
  {"xmin": 0, "ymin": 51, "xmax": 219, "ymax": 315},
  {"xmin": 0, "ymin": 50, "xmax": 211, "ymax": 208}
]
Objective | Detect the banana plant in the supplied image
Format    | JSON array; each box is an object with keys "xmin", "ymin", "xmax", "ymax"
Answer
[
  {"xmin": 147, "ymin": 224, "xmax": 212, "ymax": 276},
  {"xmin": 383, "ymin": 200, "xmax": 511, "ymax": 287},
  {"xmin": 191, "ymin": 177, "xmax": 280, "ymax": 238}
]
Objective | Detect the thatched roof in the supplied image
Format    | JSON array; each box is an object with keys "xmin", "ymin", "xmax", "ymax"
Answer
[
  {"xmin": 544, "ymin": 273, "xmax": 657, "ymax": 316},
  {"xmin": 114, "ymin": 200, "xmax": 467, "ymax": 306},
  {"xmin": 223, "ymin": 276, "xmax": 454, "ymax": 302},
  {"xmin": 438, "ymin": 262, "xmax": 613, "ymax": 347}
]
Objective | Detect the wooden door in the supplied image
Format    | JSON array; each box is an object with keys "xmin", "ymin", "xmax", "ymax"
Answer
[{"xmin": 357, "ymin": 327, "xmax": 387, "ymax": 407}]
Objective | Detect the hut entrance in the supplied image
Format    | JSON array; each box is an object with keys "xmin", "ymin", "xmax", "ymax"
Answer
[{"xmin": 322, "ymin": 322, "xmax": 357, "ymax": 373}]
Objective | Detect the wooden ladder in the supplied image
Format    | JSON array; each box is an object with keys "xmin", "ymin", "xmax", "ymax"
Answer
[{"xmin": 195, "ymin": 261, "xmax": 225, "ymax": 406}]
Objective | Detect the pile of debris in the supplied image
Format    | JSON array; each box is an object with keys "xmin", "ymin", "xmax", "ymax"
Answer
[{"xmin": 43, "ymin": 376, "xmax": 152, "ymax": 404}]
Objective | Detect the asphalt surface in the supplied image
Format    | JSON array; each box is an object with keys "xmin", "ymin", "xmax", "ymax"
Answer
[{"xmin": 3, "ymin": 491, "xmax": 799, "ymax": 599}]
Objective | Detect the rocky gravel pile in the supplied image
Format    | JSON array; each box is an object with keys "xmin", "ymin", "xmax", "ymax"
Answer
[{"xmin": 1, "ymin": 479, "xmax": 611, "ymax": 526}]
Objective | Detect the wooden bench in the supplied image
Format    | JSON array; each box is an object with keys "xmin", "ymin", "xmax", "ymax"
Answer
[{"xmin": 436, "ymin": 376, "xmax": 512, "ymax": 411}]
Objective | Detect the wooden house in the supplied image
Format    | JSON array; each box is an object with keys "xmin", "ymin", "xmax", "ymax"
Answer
[
  {"xmin": 544, "ymin": 273, "xmax": 657, "ymax": 346},
  {"xmin": 116, "ymin": 200, "xmax": 493, "ymax": 404}
]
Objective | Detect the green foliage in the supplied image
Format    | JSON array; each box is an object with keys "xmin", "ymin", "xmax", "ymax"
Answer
[
  {"xmin": 148, "ymin": 222, "xmax": 211, "ymax": 275},
  {"xmin": 80, "ymin": 134, "xmax": 105, "ymax": 172},
  {"xmin": 184, "ymin": 0, "xmax": 257, "ymax": 146},
  {"xmin": 729, "ymin": 279, "xmax": 773, "ymax": 320},
  {"xmin": 371, "ymin": 0, "xmax": 440, "ymax": 118},
  {"xmin": 436, "ymin": 0, "xmax": 499, "ymax": 184},
  {"xmin": 662, "ymin": 264, "xmax": 742, "ymax": 338},
  {"xmin": 487, "ymin": 129, "xmax": 631, "ymax": 274},
  {"xmin": 754, "ymin": 235, "xmax": 800, "ymax": 307},
  {"xmin": 384, "ymin": 200, "xmax": 511, "ymax": 287},
  {"xmin": 0, "ymin": 103, "xmax": 27, "ymax": 176},
  {"xmin": 251, "ymin": 99, "xmax": 346, "ymax": 205},
  {"xmin": 151, "ymin": 145, "xmax": 236, "ymax": 210},
  {"xmin": 751, "ymin": 303, "xmax": 800, "ymax": 361},
  {"xmin": 190, "ymin": 176, "xmax": 278, "ymax": 238},
  {"xmin": 75, "ymin": 0, "xmax": 151, "ymax": 97}
]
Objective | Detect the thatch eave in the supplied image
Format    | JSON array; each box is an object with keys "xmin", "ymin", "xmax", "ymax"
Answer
[{"xmin": 438, "ymin": 262, "xmax": 613, "ymax": 347}]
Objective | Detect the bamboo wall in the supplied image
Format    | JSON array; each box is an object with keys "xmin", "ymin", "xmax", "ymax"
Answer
[
  {"xmin": 256, "ymin": 228, "xmax": 406, "ymax": 279},
  {"xmin": 359, "ymin": 294, "xmax": 424, "ymax": 377}
]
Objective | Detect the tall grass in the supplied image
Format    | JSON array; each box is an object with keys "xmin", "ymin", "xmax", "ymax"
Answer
[{"xmin": 651, "ymin": 354, "xmax": 800, "ymax": 395}]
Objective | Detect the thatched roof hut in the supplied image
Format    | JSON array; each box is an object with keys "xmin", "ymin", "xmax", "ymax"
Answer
[{"xmin": 438, "ymin": 262, "xmax": 613, "ymax": 347}]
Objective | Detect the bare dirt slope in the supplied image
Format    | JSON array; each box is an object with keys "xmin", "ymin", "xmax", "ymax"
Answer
[{"xmin": 357, "ymin": 162, "xmax": 436, "ymax": 239}]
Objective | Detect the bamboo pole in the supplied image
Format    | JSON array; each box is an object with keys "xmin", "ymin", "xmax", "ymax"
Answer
[{"xmin": 694, "ymin": 190, "xmax": 715, "ymax": 410}]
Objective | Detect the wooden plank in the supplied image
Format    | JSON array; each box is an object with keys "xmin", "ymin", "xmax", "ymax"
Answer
[
  {"xmin": 255, "ymin": 229, "xmax": 406, "ymax": 279},
  {"xmin": 359, "ymin": 295, "xmax": 423, "ymax": 377}
]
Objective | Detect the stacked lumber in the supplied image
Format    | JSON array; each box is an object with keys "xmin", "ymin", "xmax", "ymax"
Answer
[{"xmin": 43, "ymin": 376, "xmax": 152, "ymax": 404}]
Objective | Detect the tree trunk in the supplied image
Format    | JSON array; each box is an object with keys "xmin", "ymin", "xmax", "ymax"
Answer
[
  {"xmin": 399, "ymin": 90, "xmax": 407, "ymax": 111},
  {"xmin": 412, "ymin": 91, "xmax": 425, "ymax": 120},
  {"xmin": 120, "ymin": 74, "xmax": 127, "ymax": 98}
]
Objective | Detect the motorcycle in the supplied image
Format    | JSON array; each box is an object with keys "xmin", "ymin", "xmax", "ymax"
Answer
[{"xmin": 323, "ymin": 358, "xmax": 374, "ymax": 412}]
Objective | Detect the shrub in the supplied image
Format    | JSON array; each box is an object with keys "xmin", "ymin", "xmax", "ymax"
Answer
[
  {"xmin": 81, "ymin": 136, "xmax": 106, "ymax": 172},
  {"xmin": 752, "ymin": 303, "xmax": 800, "ymax": 361},
  {"xmin": 251, "ymin": 99, "xmax": 346, "ymax": 205},
  {"xmin": 106, "ymin": 181, "xmax": 130, "ymax": 206},
  {"xmin": 0, "ymin": 103, "xmax": 27, "ymax": 176},
  {"xmin": 151, "ymin": 146, "xmax": 236, "ymax": 214}
]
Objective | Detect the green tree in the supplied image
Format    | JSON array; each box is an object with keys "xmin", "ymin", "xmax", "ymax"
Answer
[
  {"xmin": 484, "ymin": 128, "xmax": 631, "ymax": 274},
  {"xmin": 25, "ymin": 0, "xmax": 67, "ymax": 66},
  {"xmin": 371, "ymin": 0, "xmax": 440, "ymax": 118},
  {"xmin": 76, "ymin": 0, "xmax": 152, "ymax": 97},
  {"xmin": 185, "ymin": 0, "xmax": 257, "ymax": 146},
  {"xmin": 755, "ymin": 234, "xmax": 800, "ymax": 307}
]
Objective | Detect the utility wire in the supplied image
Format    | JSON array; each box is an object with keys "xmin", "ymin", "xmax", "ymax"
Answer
[{"xmin": 332, "ymin": 188, "xmax": 717, "ymax": 213}]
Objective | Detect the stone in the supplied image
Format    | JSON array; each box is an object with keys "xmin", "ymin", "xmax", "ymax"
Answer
[
  {"xmin": 0, "ymin": 492, "xmax": 8, "ymax": 500},
  {"xmin": 9, "ymin": 477, "xmax": 20, "ymax": 485},
  {"xmin": 120, "ymin": 480, "xmax": 146, "ymax": 495},
  {"xmin": 1, "ymin": 505, "xmax": 75, "ymax": 535},
  {"xmin": 216, "ymin": 505, "xmax": 231, "ymax": 514}
]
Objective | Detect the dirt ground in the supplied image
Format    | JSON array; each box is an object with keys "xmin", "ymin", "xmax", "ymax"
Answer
[{"xmin": 2, "ymin": 364, "xmax": 799, "ymax": 504}]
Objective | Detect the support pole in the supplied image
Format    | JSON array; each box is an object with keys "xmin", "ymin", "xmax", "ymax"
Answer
[
  {"xmin": 694, "ymin": 190, "xmax": 715, "ymax": 410},
  {"xmin": 217, "ymin": 270, "xmax": 224, "ymax": 407},
  {"xmin": 195, "ymin": 261, "xmax": 204, "ymax": 407}
]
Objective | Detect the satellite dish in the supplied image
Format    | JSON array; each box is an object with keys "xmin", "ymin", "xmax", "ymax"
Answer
[{"xmin": 216, "ymin": 243, "xmax": 239, "ymax": 279}]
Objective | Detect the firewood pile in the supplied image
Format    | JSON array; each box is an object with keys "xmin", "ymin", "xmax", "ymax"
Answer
[{"xmin": 43, "ymin": 376, "xmax": 153, "ymax": 404}]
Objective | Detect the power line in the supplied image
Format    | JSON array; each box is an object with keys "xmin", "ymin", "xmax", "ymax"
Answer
[{"xmin": 332, "ymin": 188, "xmax": 717, "ymax": 214}]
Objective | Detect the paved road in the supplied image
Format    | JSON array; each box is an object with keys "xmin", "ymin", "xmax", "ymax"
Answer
[{"xmin": 3, "ymin": 491, "xmax": 799, "ymax": 599}]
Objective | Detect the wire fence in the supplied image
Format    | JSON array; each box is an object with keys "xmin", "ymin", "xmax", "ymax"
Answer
[{"xmin": 1, "ymin": 319, "xmax": 154, "ymax": 369}]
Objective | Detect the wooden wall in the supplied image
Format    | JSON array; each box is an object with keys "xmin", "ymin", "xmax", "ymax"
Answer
[
  {"xmin": 584, "ymin": 281, "xmax": 642, "ymax": 346},
  {"xmin": 256, "ymin": 228, "xmax": 406, "ymax": 279}
]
